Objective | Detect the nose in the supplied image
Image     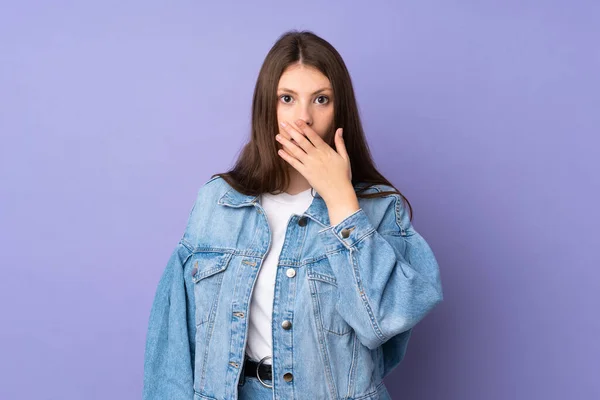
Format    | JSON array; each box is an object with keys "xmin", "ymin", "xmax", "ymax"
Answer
[{"xmin": 297, "ymin": 105, "xmax": 313, "ymax": 127}]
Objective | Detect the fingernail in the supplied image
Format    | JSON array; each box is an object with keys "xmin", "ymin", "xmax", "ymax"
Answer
[{"xmin": 280, "ymin": 121, "xmax": 287, "ymax": 127}]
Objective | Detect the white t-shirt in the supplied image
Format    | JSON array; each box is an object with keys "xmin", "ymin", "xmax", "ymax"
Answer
[{"xmin": 245, "ymin": 187, "xmax": 314, "ymax": 365}]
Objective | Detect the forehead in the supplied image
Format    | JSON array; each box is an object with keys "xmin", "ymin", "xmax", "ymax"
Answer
[{"xmin": 278, "ymin": 64, "xmax": 330, "ymax": 89}]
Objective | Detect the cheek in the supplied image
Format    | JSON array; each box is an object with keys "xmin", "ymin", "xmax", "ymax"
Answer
[
  {"xmin": 317, "ymin": 112, "xmax": 335, "ymax": 138},
  {"xmin": 277, "ymin": 106, "xmax": 293, "ymax": 118},
  {"xmin": 320, "ymin": 121, "xmax": 337, "ymax": 145},
  {"xmin": 277, "ymin": 109, "xmax": 293, "ymax": 125}
]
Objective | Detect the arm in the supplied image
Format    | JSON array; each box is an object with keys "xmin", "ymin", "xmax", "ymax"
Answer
[
  {"xmin": 143, "ymin": 241, "xmax": 196, "ymax": 399},
  {"xmin": 317, "ymin": 194, "xmax": 443, "ymax": 350}
]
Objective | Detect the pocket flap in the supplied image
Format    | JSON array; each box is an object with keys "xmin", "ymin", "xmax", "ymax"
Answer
[
  {"xmin": 306, "ymin": 258, "xmax": 338, "ymax": 286},
  {"xmin": 190, "ymin": 251, "xmax": 233, "ymax": 283}
]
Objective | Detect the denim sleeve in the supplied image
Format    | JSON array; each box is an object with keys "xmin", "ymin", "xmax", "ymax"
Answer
[
  {"xmin": 143, "ymin": 241, "xmax": 195, "ymax": 400},
  {"xmin": 317, "ymin": 195, "xmax": 443, "ymax": 350}
]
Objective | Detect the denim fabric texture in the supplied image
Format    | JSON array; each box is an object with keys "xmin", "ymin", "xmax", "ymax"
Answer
[
  {"xmin": 237, "ymin": 377, "xmax": 274, "ymax": 400},
  {"xmin": 143, "ymin": 176, "xmax": 443, "ymax": 400}
]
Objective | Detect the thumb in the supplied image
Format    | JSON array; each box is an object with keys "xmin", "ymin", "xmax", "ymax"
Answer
[{"xmin": 334, "ymin": 128, "xmax": 348, "ymax": 160}]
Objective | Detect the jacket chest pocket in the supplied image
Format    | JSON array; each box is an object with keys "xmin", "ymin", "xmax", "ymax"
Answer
[
  {"xmin": 306, "ymin": 258, "xmax": 352, "ymax": 336},
  {"xmin": 190, "ymin": 251, "xmax": 233, "ymax": 327}
]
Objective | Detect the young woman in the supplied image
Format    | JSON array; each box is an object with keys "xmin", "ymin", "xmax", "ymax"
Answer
[{"xmin": 143, "ymin": 30, "xmax": 443, "ymax": 400}]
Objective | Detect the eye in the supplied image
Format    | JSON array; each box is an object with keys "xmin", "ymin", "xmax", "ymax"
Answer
[
  {"xmin": 280, "ymin": 94, "xmax": 293, "ymax": 104},
  {"xmin": 278, "ymin": 94, "xmax": 330, "ymax": 105},
  {"xmin": 315, "ymin": 95, "xmax": 330, "ymax": 105}
]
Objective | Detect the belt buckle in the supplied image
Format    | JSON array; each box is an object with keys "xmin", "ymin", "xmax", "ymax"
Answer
[{"xmin": 256, "ymin": 355, "xmax": 273, "ymax": 388}]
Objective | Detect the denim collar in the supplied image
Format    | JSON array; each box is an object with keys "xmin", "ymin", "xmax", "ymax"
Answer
[
  {"xmin": 218, "ymin": 182, "xmax": 372, "ymax": 229},
  {"xmin": 218, "ymin": 186, "xmax": 331, "ymax": 228}
]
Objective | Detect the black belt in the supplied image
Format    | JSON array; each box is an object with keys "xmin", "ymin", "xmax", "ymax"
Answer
[{"xmin": 243, "ymin": 354, "xmax": 272, "ymax": 381}]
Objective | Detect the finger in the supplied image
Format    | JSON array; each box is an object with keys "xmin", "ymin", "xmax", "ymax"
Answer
[
  {"xmin": 278, "ymin": 122, "xmax": 293, "ymax": 141},
  {"xmin": 278, "ymin": 142, "xmax": 294, "ymax": 158},
  {"xmin": 277, "ymin": 148, "xmax": 305, "ymax": 172},
  {"xmin": 277, "ymin": 122, "xmax": 300, "ymax": 156},
  {"xmin": 276, "ymin": 133, "xmax": 308, "ymax": 162},
  {"xmin": 278, "ymin": 121, "xmax": 301, "ymax": 147},
  {"xmin": 281, "ymin": 121, "xmax": 315, "ymax": 154},
  {"xmin": 294, "ymin": 120, "xmax": 326, "ymax": 149},
  {"xmin": 334, "ymin": 128, "xmax": 349, "ymax": 160}
]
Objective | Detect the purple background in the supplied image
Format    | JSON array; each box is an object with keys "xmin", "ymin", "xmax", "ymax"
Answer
[{"xmin": 1, "ymin": 1, "xmax": 598, "ymax": 399}]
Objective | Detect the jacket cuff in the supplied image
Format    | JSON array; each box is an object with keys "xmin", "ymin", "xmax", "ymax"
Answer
[{"xmin": 317, "ymin": 208, "xmax": 376, "ymax": 252}]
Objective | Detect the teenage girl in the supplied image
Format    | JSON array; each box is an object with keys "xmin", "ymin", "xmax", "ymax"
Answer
[{"xmin": 143, "ymin": 30, "xmax": 443, "ymax": 400}]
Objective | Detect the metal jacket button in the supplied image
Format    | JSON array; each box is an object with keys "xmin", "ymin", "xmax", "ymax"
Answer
[
  {"xmin": 283, "ymin": 372, "xmax": 293, "ymax": 382},
  {"xmin": 298, "ymin": 216, "xmax": 308, "ymax": 226},
  {"xmin": 341, "ymin": 228, "xmax": 351, "ymax": 238},
  {"xmin": 285, "ymin": 268, "xmax": 296, "ymax": 278},
  {"xmin": 281, "ymin": 320, "xmax": 292, "ymax": 330}
]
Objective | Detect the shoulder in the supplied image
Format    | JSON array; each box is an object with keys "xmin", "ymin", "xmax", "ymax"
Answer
[
  {"xmin": 355, "ymin": 182, "xmax": 412, "ymax": 234},
  {"xmin": 355, "ymin": 182, "xmax": 397, "ymax": 195},
  {"xmin": 181, "ymin": 176, "xmax": 231, "ymax": 246},
  {"xmin": 184, "ymin": 176, "xmax": 230, "ymax": 222},
  {"xmin": 355, "ymin": 182, "xmax": 405, "ymax": 209},
  {"xmin": 194, "ymin": 175, "xmax": 230, "ymax": 201},
  {"xmin": 200, "ymin": 175, "xmax": 227, "ymax": 192}
]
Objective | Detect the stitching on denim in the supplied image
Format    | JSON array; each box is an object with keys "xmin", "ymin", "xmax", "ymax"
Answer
[
  {"xmin": 307, "ymin": 279, "xmax": 339, "ymax": 399},
  {"xmin": 349, "ymin": 248, "xmax": 387, "ymax": 344},
  {"xmin": 346, "ymin": 330, "xmax": 359, "ymax": 399}
]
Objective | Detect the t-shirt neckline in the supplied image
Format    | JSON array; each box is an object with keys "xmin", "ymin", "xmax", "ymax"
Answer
[{"xmin": 261, "ymin": 187, "xmax": 313, "ymax": 205}]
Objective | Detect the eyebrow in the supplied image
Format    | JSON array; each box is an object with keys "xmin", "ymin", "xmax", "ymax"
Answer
[{"xmin": 277, "ymin": 87, "xmax": 332, "ymax": 95}]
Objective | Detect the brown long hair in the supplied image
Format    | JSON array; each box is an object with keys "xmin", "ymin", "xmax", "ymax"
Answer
[{"xmin": 211, "ymin": 29, "xmax": 413, "ymax": 220}]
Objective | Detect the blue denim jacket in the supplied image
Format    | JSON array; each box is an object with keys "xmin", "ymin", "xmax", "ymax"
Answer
[{"xmin": 143, "ymin": 176, "xmax": 443, "ymax": 400}]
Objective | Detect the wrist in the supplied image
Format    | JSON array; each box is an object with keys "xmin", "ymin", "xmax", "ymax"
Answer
[{"xmin": 323, "ymin": 185, "xmax": 360, "ymax": 226}]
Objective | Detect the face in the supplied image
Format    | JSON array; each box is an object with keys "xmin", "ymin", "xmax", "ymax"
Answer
[{"xmin": 276, "ymin": 64, "xmax": 335, "ymax": 146}]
